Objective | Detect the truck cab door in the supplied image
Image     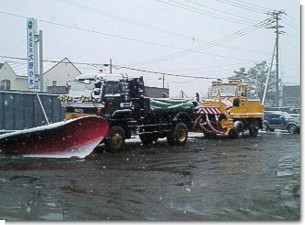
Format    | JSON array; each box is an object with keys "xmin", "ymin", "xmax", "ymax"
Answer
[{"xmin": 102, "ymin": 81, "xmax": 121, "ymax": 117}]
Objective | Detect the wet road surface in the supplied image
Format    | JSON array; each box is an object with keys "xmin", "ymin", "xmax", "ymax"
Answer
[{"xmin": 0, "ymin": 131, "xmax": 300, "ymax": 221}]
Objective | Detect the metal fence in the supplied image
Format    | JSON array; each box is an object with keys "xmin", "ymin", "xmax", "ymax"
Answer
[{"xmin": 0, "ymin": 91, "xmax": 64, "ymax": 132}]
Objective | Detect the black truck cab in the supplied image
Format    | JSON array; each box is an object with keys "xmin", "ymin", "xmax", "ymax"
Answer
[{"xmin": 61, "ymin": 74, "xmax": 194, "ymax": 152}]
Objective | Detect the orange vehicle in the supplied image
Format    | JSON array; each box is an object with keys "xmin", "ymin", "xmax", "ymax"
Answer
[{"xmin": 193, "ymin": 79, "xmax": 264, "ymax": 138}]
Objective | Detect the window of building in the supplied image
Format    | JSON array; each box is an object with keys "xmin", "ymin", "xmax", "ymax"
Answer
[{"xmin": 0, "ymin": 79, "xmax": 11, "ymax": 91}]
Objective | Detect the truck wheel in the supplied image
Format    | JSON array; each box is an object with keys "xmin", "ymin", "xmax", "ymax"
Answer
[
  {"xmin": 249, "ymin": 122, "xmax": 259, "ymax": 137},
  {"xmin": 168, "ymin": 123, "xmax": 188, "ymax": 146},
  {"xmin": 249, "ymin": 127, "xmax": 259, "ymax": 137},
  {"xmin": 288, "ymin": 124, "xmax": 297, "ymax": 134},
  {"xmin": 105, "ymin": 126, "xmax": 125, "ymax": 152},
  {"xmin": 229, "ymin": 121, "xmax": 244, "ymax": 139}
]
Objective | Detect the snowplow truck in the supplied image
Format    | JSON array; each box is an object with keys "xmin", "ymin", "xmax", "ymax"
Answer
[
  {"xmin": 193, "ymin": 79, "xmax": 264, "ymax": 138},
  {"xmin": 60, "ymin": 73, "xmax": 194, "ymax": 152}
]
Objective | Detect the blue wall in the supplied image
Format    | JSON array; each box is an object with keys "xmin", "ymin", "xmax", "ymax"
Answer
[{"xmin": 0, "ymin": 91, "xmax": 64, "ymax": 131}]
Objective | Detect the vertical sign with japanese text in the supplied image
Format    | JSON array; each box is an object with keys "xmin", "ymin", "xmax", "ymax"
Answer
[{"xmin": 27, "ymin": 17, "xmax": 37, "ymax": 89}]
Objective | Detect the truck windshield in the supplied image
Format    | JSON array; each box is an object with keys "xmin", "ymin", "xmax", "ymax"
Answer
[
  {"xmin": 210, "ymin": 84, "xmax": 237, "ymax": 97},
  {"xmin": 69, "ymin": 80, "xmax": 96, "ymax": 98},
  {"xmin": 70, "ymin": 81, "xmax": 95, "ymax": 92}
]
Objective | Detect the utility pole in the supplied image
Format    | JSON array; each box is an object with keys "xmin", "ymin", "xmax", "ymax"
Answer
[
  {"xmin": 38, "ymin": 30, "xmax": 44, "ymax": 92},
  {"xmin": 102, "ymin": 59, "xmax": 113, "ymax": 74},
  {"xmin": 267, "ymin": 10, "xmax": 285, "ymax": 106},
  {"xmin": 110, "ymin": 58, "xmax": 112, "ymax": 74},
  {"xmin": 158, "ymin": 74, "xmax": 165, "ymax": 89}
]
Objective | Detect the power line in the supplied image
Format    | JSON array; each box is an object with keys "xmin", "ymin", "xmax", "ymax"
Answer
[
  {"xmin": 0, "ymin": 55, "xmax": 224, "ymax": 80},
  {"xmin": 55, "ymin": 0, "xmax": 201, "ymax": 43},
  {"xmin": 285, "ymin": 14, "xmax": 300, "ymax": 23},
  {"xmin": 216, "ymin": 43, "xmax": 271, "ymax": 55},
  {"xmin": 164, "ymin": 61, "xmax": 263, "ymax": 73},
  {"xmin": 0, "ymin": 6, "xmax": 297, "ymax": 85},
  {"xmin": 215, "ymin": 0, "xmax": 268, "ymax": 14},
  {"xmin": 284, "ymin": 14, "xmax": 300, "ymax": 27},
  {"xmin": 156, "ymin": 0, "xmax": 259, "ymax": 26},
  {"xmin": 183, "ymin": 0, "xmax": 259, "ymax": 23},
  {"xmin": 0, "ymin": 10, "xmax": 287, "ymax": 82},
  {"xmin": 282, "ymin": 16, "xmax": 300, "ymax": 31},
  {"xmin": 166, "ymin": 77, "xmax": 201, "ymax": 84},
  {"xmin": 0, "ymin": 11, "xmax": 186, "ymax": 50},
  {"xmin": 0, "ymin": 55, "xmax": 100, "ymax": 67},
  {"xmin": 228, "ymin": 0, "xmax": 272, "ymax": 12},
  {"xmin": 0, "ymin": 55, "xmax": 264, "ymax": 71},
  {"xmin": 1, "ymin": 55, "xmax": 298, "ymax": 82},
  {"xmin": 129, "ymin": 18, "xmax": 272, "ymax": 66},
  {"xmin": 57, "ymin": 0, "xmax": 276, "ymax": 57},
  {"xmin": 112, "ymin": 64, "xmax": 223, "ymax": 79},
  {"xmin": 0, "ymin": 11, "xmax": 274, "ymax": 68},
  {"xmin": 0, "ymin": 11, "xmax": 271, "ymax": 64}
]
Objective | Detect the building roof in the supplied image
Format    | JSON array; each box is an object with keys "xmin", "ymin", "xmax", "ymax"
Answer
[
  {"xmin": 43, "ymin": 57, "xmax": 81, "ymax": 75},
  {"xmin": 5, "ymin": 60, "xmax": 54, "ymax": 77},
  {"xmin": 2, "ymin": 57, "xmax": 80, "ymax": 77}
]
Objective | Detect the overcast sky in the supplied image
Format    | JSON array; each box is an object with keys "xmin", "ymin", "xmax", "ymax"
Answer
[{"xmin": 0, "ymin": 0, "xmax": 301, "ymax": 97}]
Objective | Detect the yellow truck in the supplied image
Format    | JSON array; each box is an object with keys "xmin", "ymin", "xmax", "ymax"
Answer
[{"xmin": 193, "ymin": 79, "xmax": 264, "ymax": 138}]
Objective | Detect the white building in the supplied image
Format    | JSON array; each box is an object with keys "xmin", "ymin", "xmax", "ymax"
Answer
[
  {"xmin": 43, "ymin": 58, "xmax": 81, "ymax": 93},
  {"xmin": 0, "ymin": 57, "xmax": 81, "ymax": 93},
  {"xmin": 0, "ymin": 62, "xmax": 28, "ymax": 91}
]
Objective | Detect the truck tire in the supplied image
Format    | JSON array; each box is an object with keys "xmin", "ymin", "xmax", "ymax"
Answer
[
  {"xmin": 167, "ymin": 123, "xmax": 188, "ymax": 146},
  {"xmin": 249, "ymin": 122, "xmax": 259, "ymax": 137},
  {"xmin": 105, "ymin": 126, "xmax": 125, "ymax": 152},
  {"xmin": 229, "ymin": 121, "xmax": 244, "ymax": 139},
  {"xmin": 249, "ymin": 127, "xmax": 259, "ymax": 137}
]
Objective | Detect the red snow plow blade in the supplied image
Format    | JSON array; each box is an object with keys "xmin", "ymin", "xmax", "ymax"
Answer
[{"xmin": 0, "ymin": 116, "xmax": 109, "ymax": 158}]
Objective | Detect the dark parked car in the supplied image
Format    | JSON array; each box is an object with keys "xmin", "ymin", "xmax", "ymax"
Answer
[
  {"xmin": 264, "ymin": 106, "xmax": 300, "ymax": 121},
  {"xmin": 263, "ymin": 111, "xmax": 300, "ymax": 134}
]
